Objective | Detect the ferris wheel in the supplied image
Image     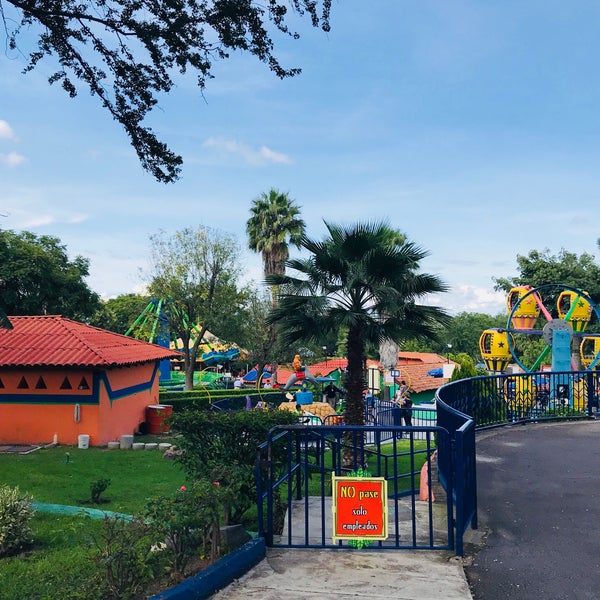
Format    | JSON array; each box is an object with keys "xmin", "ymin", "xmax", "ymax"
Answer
[{"xmin": 503, "ymin": 284, "xmax": 600, "ymax": 373}]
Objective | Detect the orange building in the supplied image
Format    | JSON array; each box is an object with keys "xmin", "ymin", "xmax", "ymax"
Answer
[{"xmin": 0, "ymin": 315, "xmax": 180, "ymax": 446}]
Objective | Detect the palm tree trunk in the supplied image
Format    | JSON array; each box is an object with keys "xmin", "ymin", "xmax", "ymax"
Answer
[{"xmin": 342, "ymin": 325, "xmax": 366, "ymax": 468}]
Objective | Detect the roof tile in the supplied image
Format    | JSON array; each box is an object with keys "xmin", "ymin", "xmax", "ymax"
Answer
[{"xmin": 0, "ymin": 315, "xmax": 181, "ymax": 368}]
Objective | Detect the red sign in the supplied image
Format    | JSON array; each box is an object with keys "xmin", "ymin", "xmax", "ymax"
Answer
[{"xmin": 332, "ymin": 475, "xmax": 388, "ymax": 541}]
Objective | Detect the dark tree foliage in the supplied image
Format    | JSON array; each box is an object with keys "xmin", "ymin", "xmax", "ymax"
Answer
[
  {"xmin": 494, "ymin": 248, "xmax": 600, "ymax": 309},
  {"xmin": 0, "ymin": 229, "xmax": 100, "ymax": 319},
  {"xmin": 90, "ymin": 293, "xmax": 151, "ymax": 334},
  {"xmin": 1, "ymin": 0, "xmax": 332, "ymax": 182}
]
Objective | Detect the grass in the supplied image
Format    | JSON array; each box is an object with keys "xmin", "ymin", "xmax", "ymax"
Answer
[
  {"xmin": 0, "ymin": 513, "xmax": 104, "ymax": 600},
  {"xmin": 0, "ymin": 443, "xmax": 190, "ymax": 600},
  {"xmin": 0, "ymin": 443, "xmax": 187, "ymax": 513}
]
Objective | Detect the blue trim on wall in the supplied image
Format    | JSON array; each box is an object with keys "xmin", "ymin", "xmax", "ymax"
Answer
[
  {"xmin": 0, "ymin": 363, "xmax": 159, "ymax": 406},
  {"xmin": 97, "ymin": 363, "xmax": 159, "ymax": 406},
  {"xmin": 0, "ymin": 393, "xmax": 98, "ymax": 405}
]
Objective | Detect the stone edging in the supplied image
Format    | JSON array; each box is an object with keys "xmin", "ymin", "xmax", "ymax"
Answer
[{"xmin": 148, "ymin": 537, "xmax": 266, "ymax": 600}]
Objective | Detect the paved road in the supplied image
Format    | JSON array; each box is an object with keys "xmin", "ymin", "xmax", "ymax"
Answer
[{"xmin": 464, "ymin": 420, "xmax": 600, "ymax": 600}]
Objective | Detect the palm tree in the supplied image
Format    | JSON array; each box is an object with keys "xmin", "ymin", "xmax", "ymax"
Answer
[
  {"xmin": 266, "ymin": 221, "xmax": 450, "ymax": 427},
  {"xmin": 246, "ymin": 189, "xmax": 305, "ymax": 299}
]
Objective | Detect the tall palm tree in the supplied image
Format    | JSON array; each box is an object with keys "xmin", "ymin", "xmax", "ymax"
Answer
[
  {"xmin": 246, "ymin": 189, "xmax": 306, "ymax": 295},
  {"xmin": 266, "ymin": 221, "xmax": 450, "ymax": 427}
]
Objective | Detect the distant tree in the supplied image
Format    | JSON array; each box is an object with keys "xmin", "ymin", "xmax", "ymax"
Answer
[
  {"xmin": 1, "ymin": 1, "xmax": 332, "ymax": 182},
  {"xmin": 0, "ymin": 229, "xmax": 99, "ymax": 319},
  {"xmin": 267, "ymin": 221, "xmax": 450, "ymax": 428},
  {"xmin": 444, "ymin": 312, "xmax": 506, "ymax": 362},
  {"xmin": 247, "ymin": 189, "xmax": 306, "ymax": 300},
  {"xmin": 147, "ymin": 226, "xmax": 243, "ymax": 390},
  {"xmin": 449, "ymin": 353, "xmax": 479, "ymax": 381},
  {"xmin": 494, "ymin": 248, "xmax": 600, "ymax": 305},
  {"xmin": 90, "ymin": 293, "xmax": 151, "ymax": 335}
]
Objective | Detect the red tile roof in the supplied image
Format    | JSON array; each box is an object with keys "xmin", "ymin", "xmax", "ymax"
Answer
[
  {"xmin": 395, "ymin": 352, "xmax": 454, "ymax": 393},
  {"xmin": 305, "ymin": 354, "xmax": 453, "ymax": 394},
  {"xmin": 0, "ymin": 315, "xmax": 181, "ymax": 368}
]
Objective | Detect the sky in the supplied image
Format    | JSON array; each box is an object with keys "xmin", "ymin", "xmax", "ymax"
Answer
[{"xmin": 2, "ymin": 0, "xmax": 600, "ymax": 317}]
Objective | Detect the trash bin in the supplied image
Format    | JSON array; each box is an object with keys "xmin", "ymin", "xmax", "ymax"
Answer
[{"xmin": 146, "ymin": 404, "xmax": 173, "ymax": 434}]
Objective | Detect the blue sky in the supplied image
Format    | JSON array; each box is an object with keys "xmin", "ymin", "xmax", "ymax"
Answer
[{"xmin": 2, "ymin": 1, "xmax": 600, "ymax": 316}]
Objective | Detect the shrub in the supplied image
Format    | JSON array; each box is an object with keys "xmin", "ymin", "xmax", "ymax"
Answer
[
  {"xmin": 145, "ymin": 481, "xmax": 222, "ymax": 579},
  {"xmin": 0, "ymin": 485, "xmax": 34, "ymax": 558},
  {"xmin": 170, "ymin": 409, "xmax": 298, "ymax": 523},
  {"xmin": 90, "ymin": 478, "xmax": 111, "ymax": 504},
  {"xmin": 92, "ymin": 516, "xmax": 156, "ymax": 600}
]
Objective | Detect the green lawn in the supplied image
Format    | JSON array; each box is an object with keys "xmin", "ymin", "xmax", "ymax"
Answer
[
  {"xmin": 0, "ymin": 444, "xmax": 188, "ymax": 513},
  {"xmin": 0, "ymin": 444, "xmax": 193, "ymax": 600}
]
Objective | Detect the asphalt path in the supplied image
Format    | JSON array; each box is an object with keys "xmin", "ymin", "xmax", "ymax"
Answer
[{"xmin": 464, "ymin": 420, "xmax": 600, "ymax": 600}]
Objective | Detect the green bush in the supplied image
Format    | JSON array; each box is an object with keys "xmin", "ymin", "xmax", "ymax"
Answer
[
  {"xmin": 0, "ymin": 485, "xmax": 34, "ymax": 558},
  {"xmin": 159, "ymin": 388, "xmax": 285, "ymax": 411},
  {"xmin": 145, "ymin": 481, "xmax": 222, "ymax": 579},
  {"xmin": 170, "ymin": 409, "xmax": 298, "ymax": 523},
  {"xmin": 90, "ymin": 478, "xmax": 111, "ymax": 503},
  {"xmin": 92, "ymin": 516, "xmax": 156, "ymax": 600}
]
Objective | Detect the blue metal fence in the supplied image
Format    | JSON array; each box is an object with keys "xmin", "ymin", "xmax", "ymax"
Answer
[{"xmin": 255, "ymin": 424, "xmax": 451, "ymax": 550}]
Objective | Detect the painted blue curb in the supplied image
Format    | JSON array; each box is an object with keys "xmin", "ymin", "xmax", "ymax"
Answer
[{"xmin": 148, "ymin": 536, "xmax": 266, "ymax": 600}]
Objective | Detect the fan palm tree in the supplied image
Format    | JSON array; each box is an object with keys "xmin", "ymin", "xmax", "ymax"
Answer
[
  {"xmin": 266, "ymin": 221, "xmax": 450, "ymax": 427},
  {"xmin": 246, "ymin": 189, "xmax": 305, "ymax": 300}
]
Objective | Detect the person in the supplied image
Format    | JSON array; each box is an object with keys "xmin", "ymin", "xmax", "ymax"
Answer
[
  {"xmin": 234, "ymin": 374, "xmax": 243, "ymax": 389},
  {"xmin": 400, "ymin": 391, "xmax": 413, "ymax": 427},
  {"xmin": 323, "ymin": 381, "xmax": 343, "ymax": 408},
  {"xmin": 395, "ymin": 380, "xmax": 409, "ymax": 403}
]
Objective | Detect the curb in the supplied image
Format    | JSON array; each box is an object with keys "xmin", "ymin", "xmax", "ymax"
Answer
[{"xmin": 148, "ymin": 537, "xmax": 266, "ymax": 600}]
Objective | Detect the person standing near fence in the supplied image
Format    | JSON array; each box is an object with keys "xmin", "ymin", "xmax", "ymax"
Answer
[{"xmin": 400, "ymin": 391, "xmax": 413, "ymax": 427}]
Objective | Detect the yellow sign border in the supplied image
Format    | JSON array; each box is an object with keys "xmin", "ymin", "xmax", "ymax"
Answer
[{"xmin": 331, "ymin": 474, "xmax": 388, "ymax": 542}]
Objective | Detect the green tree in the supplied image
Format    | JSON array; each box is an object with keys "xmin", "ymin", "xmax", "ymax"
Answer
[
  {"xmin": 0, "ymin": 229, "xmax": 100, "ymax": 319},
  {"xmin": 494, "ymin": 248, "xmax": 600, "ymax": 306},
  {"xmin": 247, "ymin": 189, "xmax": 306, "ymax": 292},
  {"xmin": 170, "ymin": 410, "xmax": 298, "ymax": 524},
  {"xmin": 267, "ymin": 221, "xmax": 450, "ymax": 427},
  {"xmin": 444, "ymin": 312, "xmax": 506, "ymax": 362},
  {"xmin": 147, "ymin": 226, "xmax": 243, "ymax": 390},
  {"xmin": 1, "ymin": 1, "xmax": 332, "ymax": 182},
  {"xmin": 91, "ymin": 293, "xmax": 151, "ymax": 334}
]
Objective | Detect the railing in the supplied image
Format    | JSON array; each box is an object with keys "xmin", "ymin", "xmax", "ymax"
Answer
[
  {"xmin": 435, "ymin": 368, "xmax": 600, "ymax": 554},
  {"xmin": 256, "ymin": 424, "xmax": 451, "ymax": 550},
  {"xmin": 437, "ymin": 370, "xmax": 600, "ymax": 429}
]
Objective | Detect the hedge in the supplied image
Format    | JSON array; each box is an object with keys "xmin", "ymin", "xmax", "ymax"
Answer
[{"xmin": 159, "ymin": 388, "xmax": 286, "ymax": 412}]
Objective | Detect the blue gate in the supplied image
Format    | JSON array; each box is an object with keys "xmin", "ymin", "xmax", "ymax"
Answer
[{"xmin": 255, "ymin": 423, "xmax": 456, "ymax": 551}]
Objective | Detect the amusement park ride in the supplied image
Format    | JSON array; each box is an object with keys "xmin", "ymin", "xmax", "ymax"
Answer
[
  {"xmin": 125, "ymin": 298, "xmax": 240, "ymax": 382},
  {"xmin": 479, "ymin": 284, "xmax": 600, "ymax": 374}
]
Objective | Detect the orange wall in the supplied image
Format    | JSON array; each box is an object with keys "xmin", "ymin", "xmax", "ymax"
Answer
[
  {"xmin": 0, "ymin": 363, "xmax": 160, "ymax": 446},
  {"xmin": 97, "ymin": 363, "xmax": 161, "ymax": 445}
]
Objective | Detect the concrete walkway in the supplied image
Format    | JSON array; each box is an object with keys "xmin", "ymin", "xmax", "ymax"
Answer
[
  {"xmin": 211, "ymin": 547, "xmax": 472, "ymax": 599},
  {"xmin": 211, "ymin": 490, "xmax": 473, "ymax": 599}
]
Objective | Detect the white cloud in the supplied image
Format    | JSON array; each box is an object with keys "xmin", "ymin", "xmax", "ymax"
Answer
[
  {"xmin": 257, "ymin": 146, "xmax": 291, "ymax": 164},
  {"xmin": 202, "ymin": 137, "xmax": 292, "ymax": 165},
  {"xmin": 67, "ymin": 214, "xmax": 89, "ymax": 224},
  {"xmin": 20, "ymin": 215, "xmax": 55, "ymax": 228},
  {"xmin": 0, "ymin": 120, "xmax": 15, "ymax": 140},
  {"xmin": 0, "ymin": 151, "xmax": 26, "ymax": 168}
]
